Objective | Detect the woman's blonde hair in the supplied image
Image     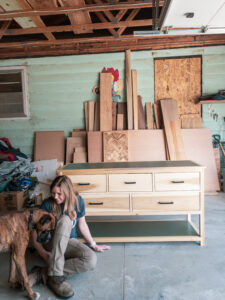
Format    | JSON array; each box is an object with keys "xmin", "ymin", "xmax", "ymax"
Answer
[{"xmin": 50, "ymin": 175, "xmax": 79, "ymax": 220}]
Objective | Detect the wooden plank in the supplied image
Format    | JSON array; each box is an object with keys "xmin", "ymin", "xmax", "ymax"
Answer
[
  {"xmin": 132, "ymin": 69, "xmax": 138, "ymax": 130},
  {"xmin": 94, "ymin": 101, "xmax": 100, "ymax": 131},
  {"xmin": 117, "ymin": 114, "xmax": 123, "ymax": 130},
  {"xmin": 214, "ymin": 147, "xmax": 221, "ymax": 189},
  {"xmin": 34, "ymin": 131, "xmax": 65, "ymax": 163},
  {"xmin": 117, "ymin": 102, "xmax": 127, "ymax": 130},
  {"xmin": 87, "ymin": 131, "xmax": 102, "ymax": 163},
  {"xmin": 154, "ymin": 57, "xmax": 201, "ymax": 116},
  {"xmin": 160, "ymin": 99, "xmax": 185, "ymax": 160},
  {"xmin": 71, "ymin": 131, "xmax": 87, "ymax": 138},
  {"xmin": 73, "ymin": 151, "xmax": 87, "ymax": 163},
  {"xmin": 182, "ymin": 128, "xmax": 220, "ymax": 192},
  {"xmin": 128, "ymin": 130, "xmax": 166, "ymax": 161},
  {"xmin": 61, "ymin": 0, "xmax": 93, "ymax": 34},
  {"xmin": 100, "ymin": 72, "xmax": 113, "ymax": 131},
  {"xmin": 181, "ymin": 117, "xmax": 202, "ymax": 129},
  {"xmin": 146, "ymin": 102, "xmax": 153, "ymax": 129},
  {"xmin": 88, "ymin": 101, "xmax": 95, "ymax": 131},
  {"xmin": 126, "ymin": 50, "xmax": 133, "ymax": 130},
  {"xmin": 84, "ymin": 101, "xmax": 88, "ymax": 131},
  {"xmin": 153, "ymin": 103, "xmax": 160, "ymax": 129},
  {"xmin": 112, "ymin": 101, "xmax": 117, "ymax": 130},
  {"xmin": 138, "ymin": 95, "xmax": 145, "ymax": 129},
  {"xmin": 103, "ymin": 131, "xmax": 128, "ymax": 162},
  {"xmin": 66, "ymin": 136, "xmax": 86, "ymax": 164}
]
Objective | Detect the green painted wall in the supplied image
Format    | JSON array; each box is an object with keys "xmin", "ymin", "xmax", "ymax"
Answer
[{"xmin": 0, "ymin": 46, "xmax": 225, "ymax": 159}]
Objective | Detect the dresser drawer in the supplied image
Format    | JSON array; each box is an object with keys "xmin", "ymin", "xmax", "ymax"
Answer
[
  {"xmin": 68, "ymin": 175, "xmax": 106, "ymax": 193},
  {"xmin": 82, "ymin": 194, "xmax": 130, "ymax": 214},
  {"xmin": 155, "ymin": 173, "xmax": 200, "ymax": 191},
  {"xmin": 133, "ymin": 194, "xmax": 200, "ymax": 211},
  {"xmin": 109, "ymin": 174, "xmax": 152, "ymax": 192}
]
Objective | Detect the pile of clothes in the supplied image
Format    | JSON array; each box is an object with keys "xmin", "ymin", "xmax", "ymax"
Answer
[{"xmin": 0, "ymin": 137, "xmax": 35, "ymax": 192}]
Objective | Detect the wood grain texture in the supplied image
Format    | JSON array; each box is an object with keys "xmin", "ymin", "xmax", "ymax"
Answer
[
  {"xmin": 138, "ymin": 95, "xmax": 145, "ymax": 129},
  {"xmin": 103, "ymin": 131, "xmax": 128, "ymax": 162},
  {"xmin": 88, "ymin": 101, "xmax": 95, "ymax": 131},
  {"xmin": 160, "ymin": 99, "xmax": 185, "ymax": 160},
  {"xmin": 94, "ymin": 101, "xmax": 100, "ymax": 131},
  {"xmin": 181, "ymin": 117, "xmax": 202, "ymax": 129},
  {"xmin": 87, "ymin": 131, "xmax": 103, "ymax": 163},
  {"xmin": 128, "ymin": 130, "xmax": 166, "ymax": 161},
  {"xmin": 154, "ymin": 57, "xmax": 201, "ymax": 116},
  {"xmin": 117, "ymin": 114, "xmax": 123, "ymax": 130},
  {"xmin": 146, "ymin": 102, "xmax": 153, "ymax": 129},
  {"xmin": 118, "ymin": 102, "xmax": 127, "ymax": 130},
  {"xmin": 100, "ymin": 73, "xmax": 113, "ymax": 131},
  {"xmin": 132, "ymin": 69, "xmax": 138, "ymax": 130},
  {"xmin": 112, "ymin": 101, "xmax": 117, "ymax": 130},
  {"xmin": 34, "ymin": 131, "xmax": 65, "ymax": 163},
  {"xmin": 66, "ymin": 136, "xmax": 86, "ymax": 163},
  {"xmin": 126, "ymin": 50, "xmax": 133, "ymax": 130},
  {"xmin": 182, "ymin": 128, "xmax": 220, "ymax": 192}
]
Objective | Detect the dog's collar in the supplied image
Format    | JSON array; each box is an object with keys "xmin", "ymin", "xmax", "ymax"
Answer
[{"xmin": 28, "ymin": 210, "xmax": 34, "ymax": 231}]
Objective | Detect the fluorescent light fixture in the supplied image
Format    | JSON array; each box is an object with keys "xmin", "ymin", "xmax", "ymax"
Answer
[{"xmin": 134, "ymin": 27, "xmax": 225, "ymax": 37}]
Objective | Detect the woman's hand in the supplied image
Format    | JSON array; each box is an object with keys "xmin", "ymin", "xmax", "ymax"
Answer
[
  {"xmin": 92, "ymin": 244, "xmax": 111, "ymax": 252},
  {"xmin": 40, "ymin": 250, "xmax": 51, "ymax": 263}
]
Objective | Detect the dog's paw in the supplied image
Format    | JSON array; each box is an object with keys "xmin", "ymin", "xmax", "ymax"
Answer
[{"xmin": 34, "ymin": 292, "xmax": 40, "ymax": 300}]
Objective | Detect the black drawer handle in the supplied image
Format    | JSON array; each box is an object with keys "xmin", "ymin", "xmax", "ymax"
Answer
[
  {"xmin": 78, "ymin": 183, "xmax": 90, "ymax": 186},
  {"xmin": 158, "ymin": 201, "xmax": 174, "ymax": 205},
  {"xmin": 124, "ymin": 181, "xmax": 136, "ymax": 184},
  {"xmin": 171, "ymin": 180, "xmax": 184, "ymax": 184},
  {"xmin": 88, "ymin": 202, "xmax": 103, "ymax": 205}
]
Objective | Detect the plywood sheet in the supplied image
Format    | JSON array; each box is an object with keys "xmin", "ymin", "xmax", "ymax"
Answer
[
  {"xmin": 154, "ymin": 57, "xmax": 201, "ymax": 116},
  {"xmin": 118, "ymin": 102, "xmax": 127, "ymax": 130},
  {"xmin": 66, "ymin": 136, "xmax": 86, "ymax": 164},
  {"xmin": 182, "ymin": 128, "xmax": 220, "ymax": 192},
  {"xmin": 181, "ymin": 117, "xmax": 202, "ymax": 129},
  {"xmin": 34, "ymin": 131, "xmax": 65, "ymax": 163},
  {"xmin": 126, "ymin": 50, "xmax": 133, "ymax": 130},
  {"xmin": 73, "ymin": 151, "xmax": 87, "ymax": 163},
  {"xmin": 138, "ymin": 95, "xmax": 145, "ymax": 129},
  {"xmin": 128, "ymin": 130, "xmax": 166, "ymax": 161},
  {"xmin": 103, "ymin": 131, "xmax": 128, "ymax": 162},
  {"xmin": 160, "ymin": 99, "xmax": 185, "ymax": 160},
  {"xmin": 100, "ymin": 73, "xmax": 112, "ymax": 131},
  {"xmin": 87, "ymin": 132, "xmax": 102, "ymax": 163}
]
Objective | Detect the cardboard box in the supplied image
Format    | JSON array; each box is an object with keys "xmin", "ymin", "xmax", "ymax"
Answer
[{"xmin": 0, "ymin": 189, "xmax": 29, "ymax": 212}]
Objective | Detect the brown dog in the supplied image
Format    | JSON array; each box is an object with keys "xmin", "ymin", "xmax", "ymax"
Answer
[{"xmin": 0, "ymin": 209, "xmax": 55, "ymax": 300}]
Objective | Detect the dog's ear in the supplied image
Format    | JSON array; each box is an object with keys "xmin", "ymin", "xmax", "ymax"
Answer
[
  {"xmin": 49, "ymin": 213, "xmax": 55, "ymax": 230},
  {"xmin": 39, "ymin": 213, "xmax": 55, "ymax": 230}
]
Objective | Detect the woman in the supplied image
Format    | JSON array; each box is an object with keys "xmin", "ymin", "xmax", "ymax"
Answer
[{"xmin": 30, "ymin": 175, "xmax": 110, "ymax": 299}]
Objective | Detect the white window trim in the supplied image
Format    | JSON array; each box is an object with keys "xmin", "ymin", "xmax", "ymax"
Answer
[{"xmin": 0, "ymin": 65, "xmax": 30, "ymax": 121}]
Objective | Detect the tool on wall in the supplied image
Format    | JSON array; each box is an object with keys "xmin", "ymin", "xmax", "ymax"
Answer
[{"xmin": 212, "ymin": 134, "xmax": 225, "ymax": 157}]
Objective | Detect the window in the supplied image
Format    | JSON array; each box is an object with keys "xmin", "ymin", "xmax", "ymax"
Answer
[{"xmin": 0, "ymin": 66, "xmax": 29, "ymax": 120}]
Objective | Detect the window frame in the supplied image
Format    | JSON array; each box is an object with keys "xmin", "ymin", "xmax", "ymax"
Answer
[{"xmin": 0, "ymin": 65, "xmax": 30, "ymax": 121}]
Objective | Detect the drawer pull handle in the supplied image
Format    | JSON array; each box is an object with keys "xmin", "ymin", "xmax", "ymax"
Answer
[
  {"xmin": 158, "ymin": 201, "xmax": 174, "ymax": 205},
  {"xmin": 171, "ymin": 180, "xmax": 184, "ymax": 184},
  {"xmin": 78, "ymin": 183, "xmax": 90, "ymax": 186},
  {"xmin": 88, "ymin": 202, "xmax": 103, "ymax": 206},
  {"xmin": 124, "ymin": 181, "xmax": 136, "ymax": 184}
]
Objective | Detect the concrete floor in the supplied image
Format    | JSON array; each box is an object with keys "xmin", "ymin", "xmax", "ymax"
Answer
[{"xmin": 0, "ymin": 192, "xmax": 225, "ymax": 300}]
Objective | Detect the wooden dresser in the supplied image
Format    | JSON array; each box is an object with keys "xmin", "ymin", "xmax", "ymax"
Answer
[{"xmin": 58, "ymin": 160, "xmax": 205, "ymax": 245}]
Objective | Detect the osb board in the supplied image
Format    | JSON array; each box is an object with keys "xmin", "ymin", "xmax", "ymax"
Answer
[
  {"xmin": 160, "ymin": 99, "xmax": 185, "ymax": 160},
  {"xmin": 103, "ymin": 131, "xmax": 128, "ymax": 162},
  {"xmin": 34, "ymin": 131, "xmax": 64, "ymax": 163},
  {"xmin": 87, "ymin": 132, "xmax": 102, "ymax": 163},
  {"xmin": 182, "ymin": 128, "xmax": 220, "ymax": 192},
  {"xmin": 66, "ymin": 136, "xmax": 86, "ymax": 164},
  {"xmin": 154, "ymin": 57, "xmax": 201, "ymax": 116},
  {"xmin": 100, "ymin": 73, "xmax": 112, "ymax": 131},
  {"xmin": 181, "ymin": 117, "xmax": 202, "ymax": 129},
  {"xmin": 128, "ymin": 130, "xmax": 166, "ymax": 161}
]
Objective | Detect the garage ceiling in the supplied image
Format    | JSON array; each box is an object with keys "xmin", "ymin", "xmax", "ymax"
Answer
[{"xmin": 0, "ymin": 0, "xmax": 224, "ymax": 59}]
